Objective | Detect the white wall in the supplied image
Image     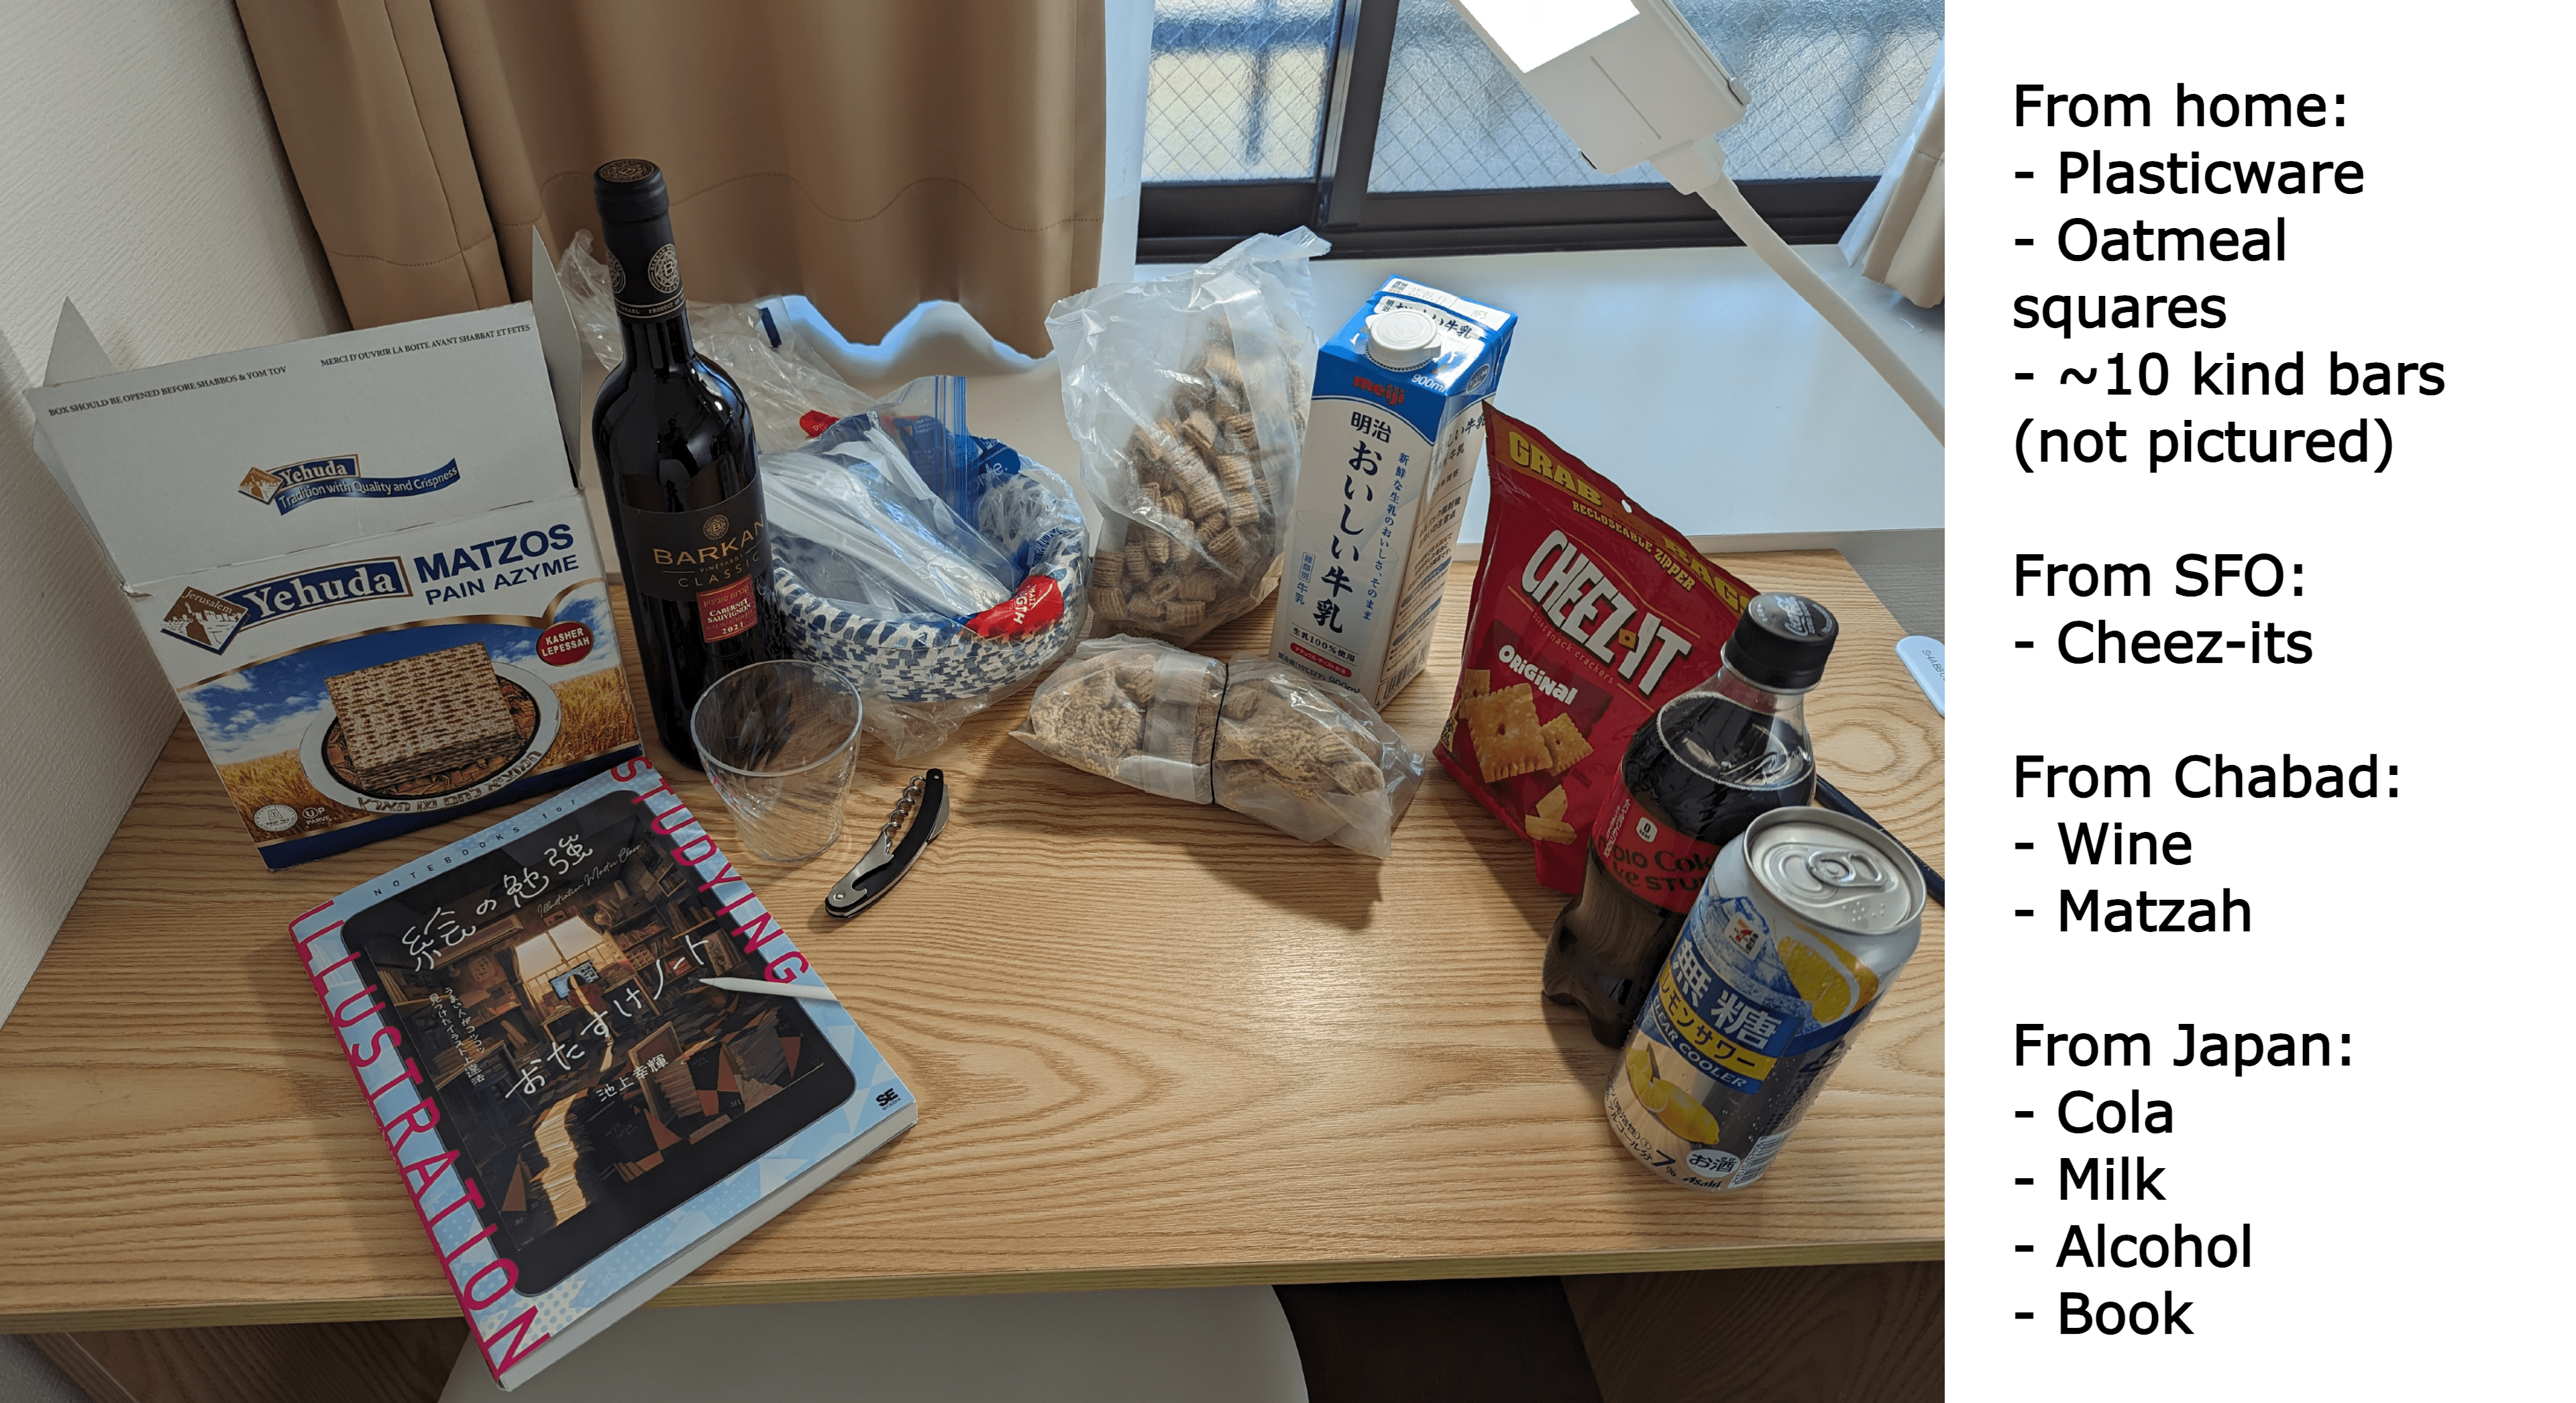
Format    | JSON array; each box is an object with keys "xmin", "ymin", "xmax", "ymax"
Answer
[
  {"xmin": 1308, "ymin": 247, "xmax": 1947, "ymax": 637},
  {"xmin": 0, "ymin": 0, "xmax": 345, "ymax": 1027},
  {"xmin": 1305, "ymin": 246, "xmax": 1946, "ymax": 538}
]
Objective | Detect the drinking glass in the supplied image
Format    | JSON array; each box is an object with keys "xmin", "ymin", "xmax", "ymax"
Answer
[{"xmin": 688, "ymin": 660, "xmax": 863, "ymax": 862}]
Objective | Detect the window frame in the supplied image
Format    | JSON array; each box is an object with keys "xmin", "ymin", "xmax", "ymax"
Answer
[{"xmin": 1136, "ymin": 0, "xmax": 1888, "ymax": 262}]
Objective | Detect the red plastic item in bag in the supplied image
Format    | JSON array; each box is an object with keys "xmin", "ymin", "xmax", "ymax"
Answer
[{"xmin": 1437, "ymin": 405, "xmax": 1757, "ymax": 894}]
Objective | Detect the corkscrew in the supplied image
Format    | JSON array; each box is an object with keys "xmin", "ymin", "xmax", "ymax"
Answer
[{"xmin": 824, "ymin": 770, "xmax": 949, "ymax": 919}]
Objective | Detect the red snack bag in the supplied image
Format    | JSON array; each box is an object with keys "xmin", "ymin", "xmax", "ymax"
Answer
[{"xmin": 1438, "ymin": 405, "xmax": 1756, "ymax": 894}]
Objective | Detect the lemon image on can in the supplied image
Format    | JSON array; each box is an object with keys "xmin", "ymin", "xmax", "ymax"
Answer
[
  {"xmin": 1778, "ymin": 928, "xmax": 1880, "ymax": 1023},
  {"xmin": 1625, "ymin": 1045, "xmax": 1658, "ymax": 1102},
  {"xmin": 1603, "ymin": 808, "xmax": 1925, "ymax": 1192},
  {"xmin": 1649, "ymin": 1080, "xmax": 1722, "ymax": 1145},
  {"xmin": 1623, "ymin": 1044, "xmax": 1723, "ymax": 1144}
]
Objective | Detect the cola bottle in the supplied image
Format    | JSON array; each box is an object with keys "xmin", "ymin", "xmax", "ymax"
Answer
[{"xmin": 1546, "ymin": 592, "xmax": 1839, "ymax": 1045}]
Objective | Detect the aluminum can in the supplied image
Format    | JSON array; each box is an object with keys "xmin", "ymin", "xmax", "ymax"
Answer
[{"xmin": 1605, "ymin": 807, "xmax": 1925, "ymax": 1190}]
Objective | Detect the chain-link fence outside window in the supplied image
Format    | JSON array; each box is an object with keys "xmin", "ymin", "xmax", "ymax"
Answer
[
  {"xmin": 1146, "ymin": 0, "xmax": 1941, "ymax": 191},
  {"xmin": 1371, "ymin": 0, "xmax": 1941, "ymax": 191},
  {"xmin": 1144, "ymin": 0, "xmax": 1339, "ymax": 182}
]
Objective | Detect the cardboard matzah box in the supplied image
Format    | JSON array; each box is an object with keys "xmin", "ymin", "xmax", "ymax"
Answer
[{"xmin": 28, "ymin": 240, "xmax": 642, "ymax": 868}]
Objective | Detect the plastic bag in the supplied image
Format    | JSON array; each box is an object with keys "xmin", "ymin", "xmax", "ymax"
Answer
[
  {"xmin": 560, "ymin": 233, "xmax": 1085, "ymax": 759},
  {"xmin": 763, "ymin": 411, "xmax": 1015, "ymax": 618},
  {"xmin": 1046, "ymin": 229, "xmax": 1330, "ymax": 643},
  {"xmin": 558, "ymin": 230, "xmax": 877, "ymax": 451},
  {"xmin": 769, "ymin": 396, "xmax": 1090, "ymax": 761},
  {"xmin": 1012, "ymin": 635, "xmax": 1425, "ymax": 857}
]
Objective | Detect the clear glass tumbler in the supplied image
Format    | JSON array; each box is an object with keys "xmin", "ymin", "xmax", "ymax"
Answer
[{"xmin": 688, "ymin": 660, "xmax": 864, "ymax": 863}]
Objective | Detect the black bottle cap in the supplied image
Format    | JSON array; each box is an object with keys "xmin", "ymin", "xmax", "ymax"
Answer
[
  {"xmin": 593, "ymin": 159, "xmax": 668, "ymax": 223},
  {"xmin": 593, "ymin": 160, "xmax": 684, "ymax": 317},
  {"xmin": 1722, "ymin": 592, "xmax": 1839, "ymax": 691}
]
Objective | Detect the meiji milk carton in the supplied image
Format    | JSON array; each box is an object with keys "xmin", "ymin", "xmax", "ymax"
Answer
[{"xmin": 1269, "ymin": 279, "xmax": 1514, "ymax": 708}]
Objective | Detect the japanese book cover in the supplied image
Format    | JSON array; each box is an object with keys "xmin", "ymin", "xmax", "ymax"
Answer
[
  {"xmin": 25, "ymin": 253, "xmax": 641, "ymax": 869},
  {"xmin": 290, "ymin": 759, "xmax": 916, "ymax": 1392}
]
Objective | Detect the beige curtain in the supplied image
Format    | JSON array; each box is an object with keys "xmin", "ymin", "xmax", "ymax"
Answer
[
  {"xmin": 235, "ymin": 1, "xmax": 1105, "ymax": 355},
  {"xmin": 1839, "ymin": 43, "xmax": 1943, "ymax": 309}
]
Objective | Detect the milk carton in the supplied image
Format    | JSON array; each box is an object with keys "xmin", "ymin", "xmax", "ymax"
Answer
[
  {"xmin": 27, "ymin": 245, "xmax": 642, "ymax": 869},
  {"xmin": 1268, "ymin": 279, "xmax": 1515, "ymax": 708}
]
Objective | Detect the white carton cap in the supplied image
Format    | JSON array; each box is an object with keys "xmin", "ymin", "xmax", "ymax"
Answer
[{"xmin": 1362, "ymin": 307, "xmax": 1440, "ymax": 371}]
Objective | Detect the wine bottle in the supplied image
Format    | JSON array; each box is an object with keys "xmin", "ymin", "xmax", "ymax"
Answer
[{"xmin": 589, "ymin": 158, "xmax": 783, "ymax": 770}]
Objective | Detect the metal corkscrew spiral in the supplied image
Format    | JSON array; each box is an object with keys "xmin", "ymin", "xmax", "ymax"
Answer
[{"xmin": 873, "ymin": 774, "xmax": 924, "ymax": 851}]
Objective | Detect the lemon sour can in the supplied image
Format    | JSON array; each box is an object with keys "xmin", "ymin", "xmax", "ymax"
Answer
[{"xmin": 1605, "ymin": 807, "xmax": 1925, "ymax": 1190}]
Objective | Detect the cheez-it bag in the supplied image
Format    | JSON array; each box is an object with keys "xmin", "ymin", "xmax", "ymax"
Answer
[{"xmin": 1438, "ymin": 405, "xmax": 1756, "ymax": 894}]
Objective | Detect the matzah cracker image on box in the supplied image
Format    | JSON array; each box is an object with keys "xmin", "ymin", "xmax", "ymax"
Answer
[{"xmin": 325, "ymin": 642, "xmax": 523, "ymax": 790}]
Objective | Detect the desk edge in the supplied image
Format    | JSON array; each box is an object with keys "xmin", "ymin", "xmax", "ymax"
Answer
[{"xmin": 0, "ymin": 1238, "xmax": 1946, "ymax": 1333}]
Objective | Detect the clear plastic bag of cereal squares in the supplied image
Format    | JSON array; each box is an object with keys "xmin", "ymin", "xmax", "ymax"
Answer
[
  {"xmin": 1012, "ymin": 635, "xmax": 1424, "ymax": 857},
  {"xmin": 1045, "ymin": 230, "xmax": 1330, "ymax": 645}
]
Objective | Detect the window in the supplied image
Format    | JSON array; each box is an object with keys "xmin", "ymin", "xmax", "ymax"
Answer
[{"xmin": 1140, "ymin": 0, "xmax": 1943, "ymax": 260}]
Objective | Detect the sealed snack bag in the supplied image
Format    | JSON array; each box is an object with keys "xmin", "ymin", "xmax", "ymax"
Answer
[
  {"xmin": 1014, "ymin": 635, "xmax": 1425, "ymax": 857},
  {"xmin": 1046, "ymin": 231, "xmax": 1330, "ymax": 643},
  {"xmin": 1438, "ymin": 405, "xmax": 1758, "ymax": 893}
]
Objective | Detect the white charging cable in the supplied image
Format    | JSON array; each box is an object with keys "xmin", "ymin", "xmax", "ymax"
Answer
[{"xmin": 1658, "ymin": 136, "xmax": 1945, "ymax": 444}]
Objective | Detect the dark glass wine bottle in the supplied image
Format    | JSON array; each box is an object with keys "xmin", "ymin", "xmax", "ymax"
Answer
[{"xmin": 590, "ymin": 158, "xmax": 783, "ymax": 770}]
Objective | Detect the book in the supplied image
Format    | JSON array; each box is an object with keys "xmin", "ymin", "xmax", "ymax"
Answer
[{"xmin": 290, "ymin": 757, "xmax": 916, "ymax": 1390}]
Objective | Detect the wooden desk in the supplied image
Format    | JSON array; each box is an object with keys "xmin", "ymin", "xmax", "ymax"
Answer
[{"xmin": 0, "ymin": 549, "xmax": 1941, "ymax": 1335}]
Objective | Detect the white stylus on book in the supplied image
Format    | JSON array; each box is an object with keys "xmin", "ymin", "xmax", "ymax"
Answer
[{"xmin": 698, "ymin": 976, "xmax": 839, "ymax": 1002}]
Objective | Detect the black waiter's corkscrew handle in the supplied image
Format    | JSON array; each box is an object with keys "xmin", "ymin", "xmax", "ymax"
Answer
[{"xmin": 825, "ymin": 769, "xmax": 949, "ymax": 919}]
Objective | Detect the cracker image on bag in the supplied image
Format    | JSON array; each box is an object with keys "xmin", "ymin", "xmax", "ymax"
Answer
[
  {"xmin": 1538, "ymin": 713, "xmax": 1593, "ymax": 774},
  {"xmin": 1457, "ymin": 682, "xmax": 1550, "ymax": 782},
  {"xmin": 1014, "ymin": 635, "xmax": 1426, "ymax": 857},
  {"xmin": 1525, "ymin": 783, "xmax": 1578, "ymax": 844},
  {"xmin": 1436, "ymin": 405, "xmax": 1758, "ymax": 894}
]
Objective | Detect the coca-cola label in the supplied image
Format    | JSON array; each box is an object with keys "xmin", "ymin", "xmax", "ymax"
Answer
[
  {"xmin": 621, "ymin": 480, "xmax": 770, "ymax": 603},
  {"xmin": 1594, "ymin": 788, "xmax": 1721, "ymax": 912}
]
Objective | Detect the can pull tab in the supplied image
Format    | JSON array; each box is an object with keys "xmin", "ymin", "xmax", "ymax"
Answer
[{"xmin": 1804, "ymin": 847, "xmax": 1890, "ymax": 890}]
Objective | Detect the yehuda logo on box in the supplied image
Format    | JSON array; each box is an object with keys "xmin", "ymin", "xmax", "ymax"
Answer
[
  {"xmin": 236, "ymin": 454, "xmax": 460, "ymax": 515},
  {"xmin": 160, "ymin": 559, "xmax": 413, "ymax": 654}
]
